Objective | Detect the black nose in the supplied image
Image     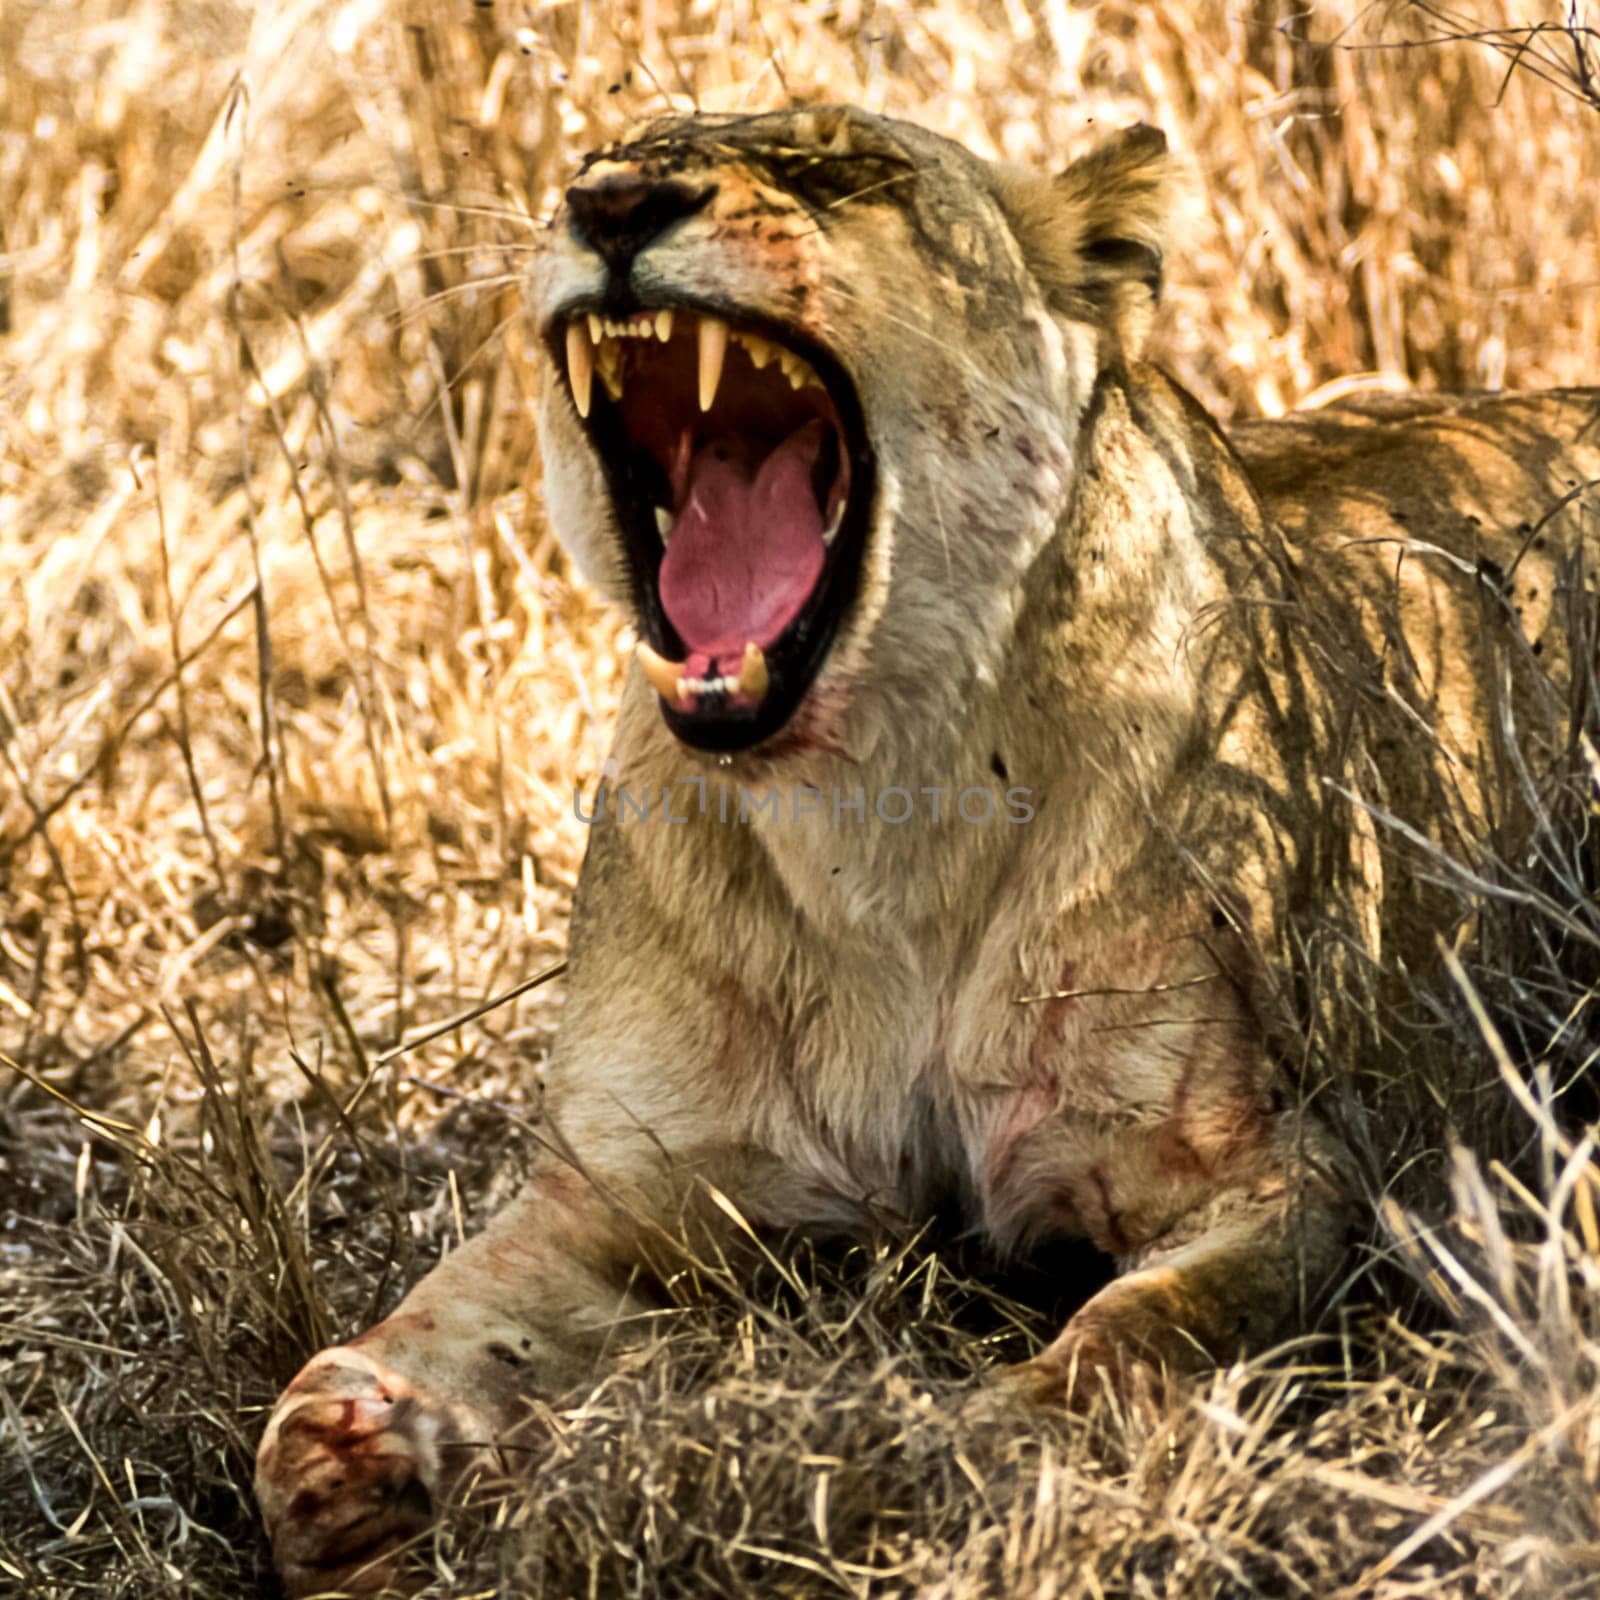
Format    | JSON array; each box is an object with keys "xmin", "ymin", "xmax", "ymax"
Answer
[{"xmin": 564, "ymin": 172, "xmax": 710, "ymax": 270}]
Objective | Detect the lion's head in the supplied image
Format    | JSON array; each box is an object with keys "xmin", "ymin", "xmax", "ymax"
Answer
[{"xmin": 532, "ymin": 106, "xmax": 1173, "ymax": 756}]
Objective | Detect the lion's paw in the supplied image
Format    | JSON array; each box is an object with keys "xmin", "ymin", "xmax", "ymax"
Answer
[
  {"xmin": 255, "ymin": 1346, "xmax": 499, "ymax": 1597},
  {"xmin": 966, "ymin": 1289, "xmax": 1190, "ymax": 1423}
]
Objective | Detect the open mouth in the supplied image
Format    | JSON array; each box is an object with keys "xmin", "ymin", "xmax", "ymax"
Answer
[{"xmin": 550, "ymin": 306, "xmax": 873, "ymax": 752}]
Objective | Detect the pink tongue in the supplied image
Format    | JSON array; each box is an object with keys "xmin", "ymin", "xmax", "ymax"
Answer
[{"xmin": 659, "ymin": 419, "xmax": 827, "ymax": 660}]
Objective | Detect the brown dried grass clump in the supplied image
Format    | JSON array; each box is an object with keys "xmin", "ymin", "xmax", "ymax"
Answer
[{"xmin": 3, "ymin": 2, "xmax": 1600, "ymax": 1596}]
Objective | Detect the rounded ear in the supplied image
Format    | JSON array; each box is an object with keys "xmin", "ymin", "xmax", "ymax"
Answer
[{"xmin": 995, "ymin": 123, "xmax": 1174, "ymax": 358}]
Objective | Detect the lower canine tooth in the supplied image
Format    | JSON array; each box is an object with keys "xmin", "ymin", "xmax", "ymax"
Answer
[
  {"xmin": 738, "ymin": 642, "xmax": 769, "ymax": 699},
  {"xmin": 654, "ymin": 506, "xmax": 673, "ymax": 538},
  {"xmin": 698, "ymin": 316, "xmax": 728, "ymax": 412},
  {"xmin": 637, "ymin": 641, "xmax": 690, "ymax": 703},
  {"xmin": 565, "ymin": 322, "xmax": 593, "ymax": 418}
]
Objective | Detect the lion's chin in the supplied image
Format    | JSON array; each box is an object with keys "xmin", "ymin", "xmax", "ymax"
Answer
[{"xmin": 548, "ymin": 304, "xmax": 875, "ymax": 754}]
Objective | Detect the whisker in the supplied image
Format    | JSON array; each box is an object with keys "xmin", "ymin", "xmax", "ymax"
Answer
[
  {"xmin": 820, "ymin": 171, "xmax": 919, "ymax": 212},
  {"xmin": 787, "ymin": 169, "xmax": 920, "ymax": 238},
  {"xmin": 388, "ymin": 275, "xmax": 525, "ymax": 330},
  {"xmin": 249, "ymin": 176, "xmax": 548, "ymax": 230},
  {"xmin": 443, "ymin": 307, "xmax": 524, "ymax": 397},
  {"xmin": 406, "ymin": 306, "xmax": 526, "ymax": 436},
  {"xmin": 383, "ymin": 192, "xmax": 545, "ymax": 231},
  {"xmin": 407, "ymin": 243, "xmax": 545, "ymax": 265}
]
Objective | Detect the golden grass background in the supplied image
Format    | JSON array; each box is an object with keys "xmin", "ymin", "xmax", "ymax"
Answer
[{"xmin": 3, "ymin": 1, "xmax": 1600, "ymax": 1595}]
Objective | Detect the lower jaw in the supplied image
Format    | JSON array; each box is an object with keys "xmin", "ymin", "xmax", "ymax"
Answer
[
  {"xmin": 656, "ymin": 669, "xmax": 811, "ymax": 753},
  {"xmin": 628, "ymin": 544, "xmax": 866, "ymax": 753},
  {"xmin": 637, "ymin": 639, "xmax": 769, "ymax": 717},
  {"xmin": 626, "ymin": 631, "xmax": 830, "ymax": 753}
]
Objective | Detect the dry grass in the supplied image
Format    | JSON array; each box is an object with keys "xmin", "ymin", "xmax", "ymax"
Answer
[{"xmin": 3, "ymin": 1, "xmax": 1600, "ymax": 1595}]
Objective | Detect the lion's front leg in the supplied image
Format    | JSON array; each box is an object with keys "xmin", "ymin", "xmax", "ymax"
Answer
[
  {"xmin": 254, "ymin": 1164, "xmax": 668, "ymax": 1596},
  {"xmin": 974, "ymin": 1009, "xmax": 1355, "ymax": 1412},
  {"xmin": 1002, "ymin": 1161, "xmax": 1352, "ymax": 1409}
]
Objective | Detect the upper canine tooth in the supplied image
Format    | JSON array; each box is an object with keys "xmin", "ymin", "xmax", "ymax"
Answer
[
  {"xmin": 655, "ymin": 309, "xmax": 674, "ymax": 342},
  {"xmin": 698, "ymin": 316, "xmax": 728, "ymax": 412},
  {"xmin": 737, "ymin": 642, "xmax": 769, "ymax": 699},
  {"xmin": 637, "ymin": 641, "xmax": 690, "ymax": 704},
  {"xmin": 566, "ymin": 321, "xmax": 593, "ymax": 418}
]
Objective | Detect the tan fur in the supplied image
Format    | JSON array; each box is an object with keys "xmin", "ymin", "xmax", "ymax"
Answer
[{"xmin": 255, "ymin": 106, "xmax": 1600, "ymax": 1593}]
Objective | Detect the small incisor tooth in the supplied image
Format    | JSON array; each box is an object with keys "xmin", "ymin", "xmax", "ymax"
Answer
[
  {"xmin": 698, "ymin": 315, "xmax": 728, "ymax": 412},
  {"xmin": 655, "ymin": 309, "xmax": 674, "ymax": 342},
  {"xmin": 637, "ymin": 641, "xmax": 690, "ymax": 703},
  {"xmin": 565, "ymin": 321, "xmax": 593, "ymax": 418},
  {"xmin": 738, "ymin": 642, "xmax": 769, "ymax": 699},
  {"xmin": 586, "ymin": 313, "xmax": 603, "ymax": 345}
]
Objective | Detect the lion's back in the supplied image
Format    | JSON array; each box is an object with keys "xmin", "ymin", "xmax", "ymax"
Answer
[
  {"xmin": 1229, "ymin": 391, "xmax": 1600, "ymax": 750},
  {"xmin": 1229, "ymin": 387, "xmax": 1600, "ymax": 584},
  {"xmin": 1199, "ymin": 388, "xmax": 1600, "ymax": 967}
]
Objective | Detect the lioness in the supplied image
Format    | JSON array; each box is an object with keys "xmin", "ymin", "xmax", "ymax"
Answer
[{"xmin": 255, "ymin": 106, "xmax": 1600, "ymax": 1592}]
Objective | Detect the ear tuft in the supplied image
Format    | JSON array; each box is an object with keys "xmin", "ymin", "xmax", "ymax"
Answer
[{"xmin": 996, "ymin": 123, "xmax": 1175, "ymax": 358}]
